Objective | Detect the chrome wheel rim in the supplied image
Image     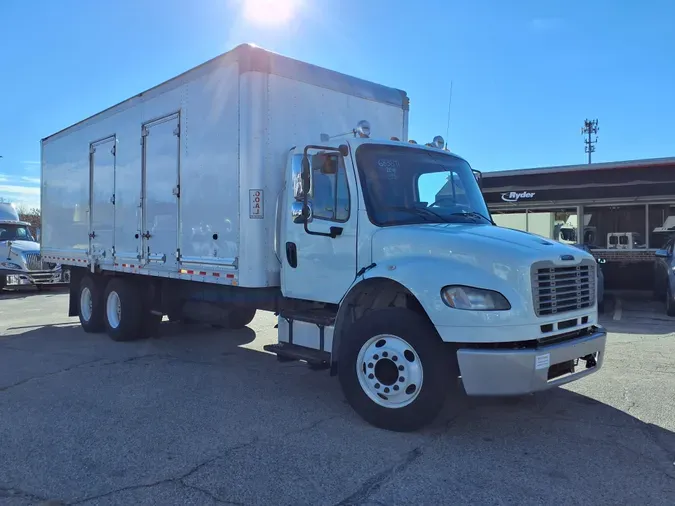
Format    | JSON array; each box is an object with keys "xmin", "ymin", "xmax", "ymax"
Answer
[
  {"xmin": 80, "ymin": 287, "xmax": 93, "ymax": 322},
  {"xmin": 356, "ymin": 334, "xmax": 423, "ymax": 409},
  {"xmin": 106, "ymin": 290, "xmax": 122, "ymax": 329}
]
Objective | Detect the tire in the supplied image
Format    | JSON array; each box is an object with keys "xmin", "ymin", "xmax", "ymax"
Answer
[
  {"xmin": 78, "ymin": 275, "xmax": 105, "ymax": 333},
  {"xmin": 226, "ymin": 307, "xmax": 256, "ymax": 329},
  {"xmin": 103, "ymin": 278, "xmax": 144, "ymax": 341},
  {"xmin": 666, "ymin": 285, "xmax": 675, "ymax": 317},
  {"xmin": 338, "ymin": 308, "xmax": 458, "ymax": 432}
]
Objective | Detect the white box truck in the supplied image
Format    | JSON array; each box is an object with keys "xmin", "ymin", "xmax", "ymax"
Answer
[{"xmin": 41, "ymin": 44, "xmax": 606, "ymax": 431}]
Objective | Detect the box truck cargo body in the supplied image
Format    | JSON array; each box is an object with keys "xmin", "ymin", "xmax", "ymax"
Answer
[{"xmin": 42, "ymin": 44, "xmax": 606, "ymax": 431}]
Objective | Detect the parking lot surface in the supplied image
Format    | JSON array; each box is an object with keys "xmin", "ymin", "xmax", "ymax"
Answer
[{"xmin": 1, "ymin": 290, "xmax": 674, "ymax": 505}]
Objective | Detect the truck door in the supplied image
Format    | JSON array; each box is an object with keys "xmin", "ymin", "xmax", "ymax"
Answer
[
  {"xmin": 141, "ymin": 113, "xmax": 180, "ymax": 268},
  {"xmin": 89, "ymin": 135, "xmax": 117, "ymax": 264},
  {"xmin": 281, "ymin": 146, "xmax": 358, "ymax": 303}
]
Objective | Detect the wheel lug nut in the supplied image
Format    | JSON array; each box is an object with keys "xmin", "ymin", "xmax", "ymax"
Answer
[
  {"xmin": 392, "ymin": 356, "xmax": 398, "ymax": 362},
  {"xmin": 384, "ymin": 387, "xmax": 390, "ymax": 393},
  {"xmin": 368, "ymin": 373, "xmax": 374, "ymax": 379},
  {"xmin": 398, "ymin": 365, "xmax": 404, "ymax": 371},
  {"xmin": 399, "ymin": 377, "xmax": 405, "ymax": 382},
  {"xmin": 382, "ymin": 352, "xmax": 388, "ymax": 357},
  {"xmin": 368, "ymin": 363, "xmax": 374, "ymax": 369},
  {"xmin": 393, "ymin": 385, "xmax": 399, "ymax": 391},
  {"xmin": 375, "ymin": 383, "xmax": 380, "ymax": 389},
  {"xmin": 373, "ymin": 354, "xmax": 379, "ymax": 360}
]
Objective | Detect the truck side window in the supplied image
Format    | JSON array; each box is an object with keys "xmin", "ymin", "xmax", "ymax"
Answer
[{"xmin": 311, "ymin": 154, "xmax": 350, "ymax": 222}]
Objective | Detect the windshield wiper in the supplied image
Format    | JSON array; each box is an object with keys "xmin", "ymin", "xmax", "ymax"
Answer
[
  {"xmin": 449, "ymin": 211, "xmax": 494, "ymax": 224},
  {"xmin": 384, "ymin": 206, "xmax": 448, "ymax": 222}
]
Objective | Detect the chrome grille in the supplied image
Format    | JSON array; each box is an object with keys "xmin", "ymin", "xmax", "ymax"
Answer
[
  {"xmin": 532, "ymin": 261, "xmax": 596, "ymax": 317},
  {"xmin": 22, "ymin": 253, "xmax": 50, "ymax": 271}
]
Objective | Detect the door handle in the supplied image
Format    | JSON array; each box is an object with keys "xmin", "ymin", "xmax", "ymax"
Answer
[{"xmin": 286, "ymin": 242, "xmax": 297, "ymax": 268}]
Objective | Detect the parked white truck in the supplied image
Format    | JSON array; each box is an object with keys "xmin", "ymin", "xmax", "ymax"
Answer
[
  {"xmin": 41, "ymin": 44, "xmax": 606, "ymax": 431},
  {"xmin": 0, "ymin": 202, "xmax": 69, "ymax": 289}
]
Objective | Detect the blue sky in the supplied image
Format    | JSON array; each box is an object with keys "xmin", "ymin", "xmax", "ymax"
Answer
[{"xmin": 1, "ymin": 0, "xmax": 673, "ymax": 208}]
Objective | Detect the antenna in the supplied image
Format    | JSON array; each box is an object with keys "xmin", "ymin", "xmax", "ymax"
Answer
[
  {"xmin": 581, "ymin": 118, "xmax": 599, "ymax": 164},
  {"xmin": 444, "ymin": 81, "xmax": 453, "ymax": 149}
]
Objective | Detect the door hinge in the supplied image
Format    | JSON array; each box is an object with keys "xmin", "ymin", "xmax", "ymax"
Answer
[
  {"xmin": 173, "ymin": 125, "xmax": 180, "ymax": 137},
  {"xmin": 111, "ymin": 144, "xmax": 116, "ymax": 156},
  {"xmin": 140, "ymin": 127, "xmax": 149, "ymax": 145},
  {"xmin": 110, "ymin": 194, "xmax": 116, "ymax": 205},
  {"xmin": 172, "ymin": 185, "xmax": 180, "ymax": 197},
  {"xmin": 89, "ymin": 145, "xmax": 96, "ymax": 154},
  {"xmin": 175, "ymin": 248, "xmax": 181, "ymax": 260}
]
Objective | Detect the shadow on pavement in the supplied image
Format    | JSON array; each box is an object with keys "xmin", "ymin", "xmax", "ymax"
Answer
[
  {"xmin": 0, "ymin": 319, "xmax": 673, "ymax": 504},
  {"xmin": 599, "ymin": 292, "xmax": 674, "ymax": 335}
]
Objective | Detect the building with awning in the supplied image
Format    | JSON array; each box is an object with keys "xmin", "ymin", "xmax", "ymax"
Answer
[{"xmin": 480, "ymin": 157, "xmax": 675, "ymax": 290}]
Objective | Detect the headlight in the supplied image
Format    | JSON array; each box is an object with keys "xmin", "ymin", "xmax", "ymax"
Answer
[
  {"xmin": 1, "ymin": 262, "xmax": 23, "ymax": 270},
  {"xmin": 441, "ymin": 285, "xmax": 511, "ymax": 311}
]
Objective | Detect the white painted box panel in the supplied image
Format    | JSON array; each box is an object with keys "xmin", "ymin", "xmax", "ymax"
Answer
[{"xmin": 42, "ymin": 43, "xmax": 408, "ymax": 287}]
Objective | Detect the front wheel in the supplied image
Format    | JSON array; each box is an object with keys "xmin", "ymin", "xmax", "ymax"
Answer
[{"xmin": 338, "ymin": 308, "xmax": 459, "ymax": 432}]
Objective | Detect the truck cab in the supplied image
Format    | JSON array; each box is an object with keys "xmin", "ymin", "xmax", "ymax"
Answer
[
  {"xmin": 0, "ymin": 202, "xmax": 69, "ymax": 289},
  {"xmin": 275, "ymin": 124, "xmax": 606, "ymax": 430}
]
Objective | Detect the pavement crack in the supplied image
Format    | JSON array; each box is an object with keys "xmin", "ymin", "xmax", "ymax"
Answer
[
  {"xmin": 71, "ymin": 439, "xmax": 260, "ymax": 505},
  {"xmin": 333, "ymin": 447, "xmax": 423, "ymax": 506},
  {"xmin": 70, "ymin": 479, "xmax": 170, "ymax": 505},
  {"xmin": 0, "ymin": 358, "xmax": 107, "ymax": 393},
  {"xmin": 179, "ymin": 481, "xmax": 244, "ymax": 505}
]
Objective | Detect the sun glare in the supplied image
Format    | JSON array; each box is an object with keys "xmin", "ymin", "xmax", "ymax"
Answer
[{"xmin": 242, "ymin": 0, "xmax": 300, "ymax": 26}]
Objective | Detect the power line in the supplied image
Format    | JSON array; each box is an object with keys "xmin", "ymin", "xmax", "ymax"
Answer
[{"xmin": 581, "ymin": 118, "xmax": 599, "ymax": 164}]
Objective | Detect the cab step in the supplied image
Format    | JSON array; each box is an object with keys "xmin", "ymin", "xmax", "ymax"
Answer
[{"xmin": 263, "ymin": 343, "xmax": 331, "ymax": 370}]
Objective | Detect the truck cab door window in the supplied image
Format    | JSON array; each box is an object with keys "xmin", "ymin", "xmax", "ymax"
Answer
[{"xmin": 311, "ymin": 153, "xmax": 350, "ymax": 222}]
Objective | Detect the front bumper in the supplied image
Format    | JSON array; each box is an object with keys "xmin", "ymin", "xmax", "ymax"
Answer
[
  {"xmin": 456, "ymin": 326, "xmax": 607, "ymax": 396},
  {"xmin": 2, "ymin": 267, "xmax": 70, "ymax": 286}
]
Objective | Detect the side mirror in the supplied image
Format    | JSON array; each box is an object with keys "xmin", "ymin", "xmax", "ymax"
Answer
[
  {"xmin": 655, "ymin": 249, "xmax": 669, "ymax": 258},
  {"xmin": 472, "ymin": 169, "xmax": 483, "ymax": 189},
  {"xmin": 291, "ymin": 201, "xmax": 312, "ymax": 224},
  {"xmin": 301, "ymin": 155, "xmax": 311, "ymax": 195}
]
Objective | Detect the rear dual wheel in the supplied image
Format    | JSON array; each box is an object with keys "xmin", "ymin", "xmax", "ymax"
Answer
[
  {"xmin": 79, "ymin": 276, "xmax": 105, "ymax": 333},
  {"xmin": 78, "ymin": 275, "xmax": 161, "ymax": 340},
  {"xmin": 104, "ymin": 278, "xmax": 161, "ymax": 341}
]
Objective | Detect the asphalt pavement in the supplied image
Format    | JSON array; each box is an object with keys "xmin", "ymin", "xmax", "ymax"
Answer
[{"xmin": 0, "ymin": 289, "xmax": 674, "ymax": 505}]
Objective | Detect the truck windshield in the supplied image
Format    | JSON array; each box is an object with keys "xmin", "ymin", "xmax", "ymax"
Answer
[
  {"xmin": 355, "ymin": 144, "xmax": 492, "ymax": 226},
  {"xmin": 0, "ymin": 224, "xmax": 35, "ymax": 242}
]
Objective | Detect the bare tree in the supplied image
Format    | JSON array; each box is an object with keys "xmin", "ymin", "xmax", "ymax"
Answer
[{"xmin": 16, "ymin": 205, "xmax": 41, "ymax": 230}]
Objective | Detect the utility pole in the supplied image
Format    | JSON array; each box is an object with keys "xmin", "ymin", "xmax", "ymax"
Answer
[{"xmin": 581, "ymin": 119, "xmax": 599, "ymax": 164}]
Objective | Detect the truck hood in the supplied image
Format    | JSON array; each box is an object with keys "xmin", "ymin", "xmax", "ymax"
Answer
[
  {"xmin": 371, "ymin": 223, "xmax": 591, "ymax": 267},
  {"xmin": 0, "ymin": 240, "xmax": 40, "ymax": 253}
]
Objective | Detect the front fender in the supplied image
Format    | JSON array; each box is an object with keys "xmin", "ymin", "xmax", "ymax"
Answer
[{"xmin": 362, "ymin": 256, "xmax": 532, "ymax": 328}]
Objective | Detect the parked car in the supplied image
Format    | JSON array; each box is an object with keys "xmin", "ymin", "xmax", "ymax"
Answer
[
  {"xmin": 572, "ymin": 244, "xmax": 606, "ymax": 313},
  {"xmin": 654, "ymin": 237, "xmax": 675, "ymax": 316}
]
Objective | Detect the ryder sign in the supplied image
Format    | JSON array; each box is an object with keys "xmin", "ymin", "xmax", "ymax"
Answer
[{"xmin": 501, "ymin": 191, "xmax": 536, "ymax": 203}]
